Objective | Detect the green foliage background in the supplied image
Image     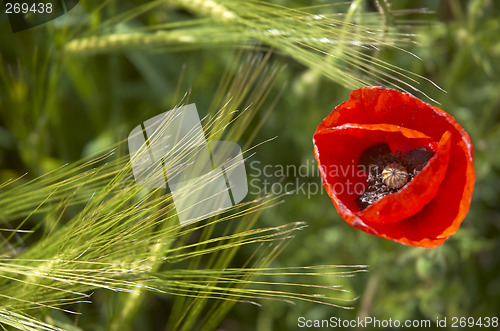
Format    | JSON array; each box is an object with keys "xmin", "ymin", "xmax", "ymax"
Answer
[{"xmin": 1, "ymin": 0, "xmax": 499, "ymax": 330}]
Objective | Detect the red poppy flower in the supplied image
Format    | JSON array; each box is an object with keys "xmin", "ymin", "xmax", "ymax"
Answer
[{"xmin": 313, "ymin": 86, "xmax": 475, "ymax": 248}]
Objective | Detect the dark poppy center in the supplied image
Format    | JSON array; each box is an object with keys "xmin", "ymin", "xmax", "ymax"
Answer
[{"xmin": 355, "ymin": 143, "xmax": 434, "ymax": 210}]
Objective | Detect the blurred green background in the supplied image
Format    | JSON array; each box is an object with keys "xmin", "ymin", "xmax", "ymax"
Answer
[{"xmin": 1, "ymin": 0, "xmax": 499, "ymax": 330}]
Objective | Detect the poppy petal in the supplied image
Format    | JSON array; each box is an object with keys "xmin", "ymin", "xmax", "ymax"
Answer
[{"xmin": 314, "ymin": 86, "xmax": 475, "ymax": 248}]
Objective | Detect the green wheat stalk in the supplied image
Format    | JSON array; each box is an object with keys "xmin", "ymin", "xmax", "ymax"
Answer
[
  {"xmin": 0, "ymin": 51, "xmax": 366, "ymax": 331},
  {"xmin": 62, "ymin": 0, "xmax": 440, "ymax": 98},
  {"xmin": 0, "ymin": 1, "xmax": 440, "ymax": 330}
]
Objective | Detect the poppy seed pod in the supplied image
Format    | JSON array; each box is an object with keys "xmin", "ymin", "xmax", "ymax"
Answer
[{"xmin": 313, "ymin": 86, "xmax": 475, "ymax": 248}]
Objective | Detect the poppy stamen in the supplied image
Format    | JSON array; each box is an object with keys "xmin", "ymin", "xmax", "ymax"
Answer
[
  {"xmin": 355, "ymin": 143, "xmax": 435, "ymax": 210},
  {"xmin": 381, "ymin": 163, "xmax": 409, "ymax": 189}
]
